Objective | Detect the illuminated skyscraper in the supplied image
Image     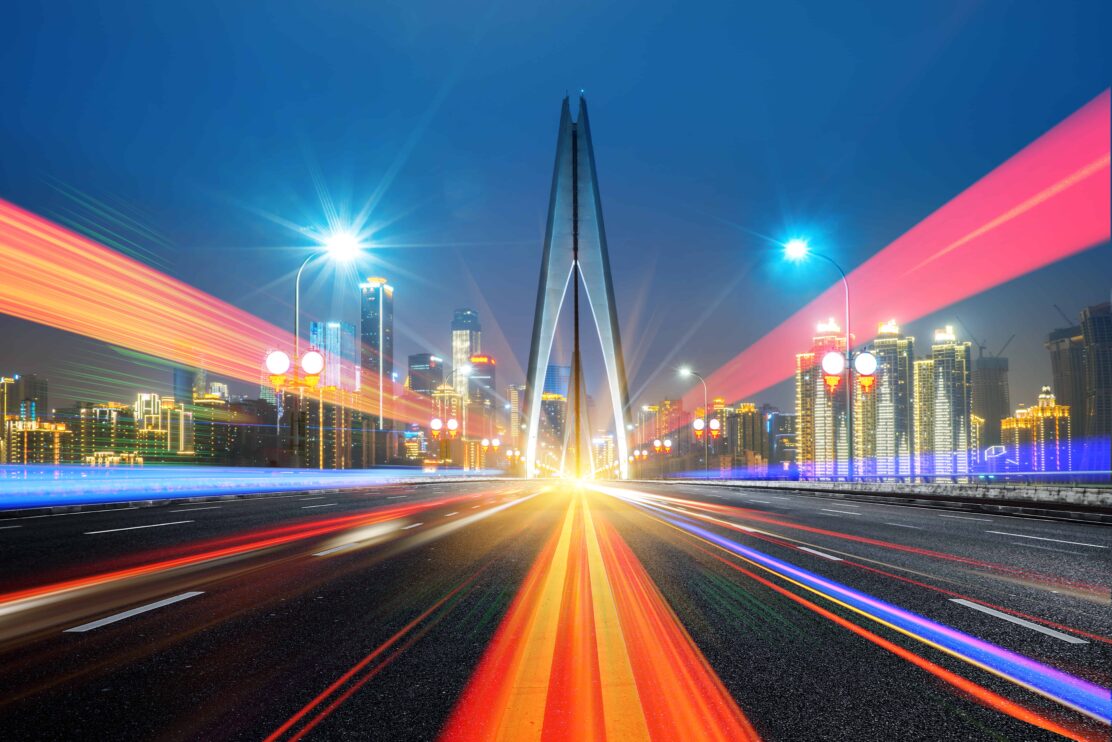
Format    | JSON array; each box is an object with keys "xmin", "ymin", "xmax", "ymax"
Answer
[
  {"xmin": 407, "ymin": 354, "xmax": 444, "ymax": 396},
  {"xmin": 1080, "ymin": 302, "xmax": 1112, "ymax": 472},
  {"xmin": 507, "ymin": 384, "xmax": 526, "ymax": 448},
  {"xmin": 795, "ymin": 319, "xmax": 849, "ymax": 480},
  {"xmin": 311, "ymin": 320, "xmax": 357, "ymax": 390},
  {"xmin": 1045, "ymin": 325, "xmax": 1086, "ymax": 441},
  {"xmin": 872, "ymin": 320, "xmax": 916, "ymax": 480},
  {"xmin": 543, "ymin": 364, "xmax": 571, "ymax": 397},
  {"xmin": 913, "ymin": 359, "xmax": 935, "ymax": 479},
  {"xmin": 451, "ymin": 309, "xmax": 482, "ymax": 400},
  {"xmin": 13, "ymin": 373, "xmax": 47, "ymax": 421},
  {"xmin": 929, "ymin": 326, "xmax": 974, "ymax": 479},
  {"xmin": 360, "ymin": 277, "xmax": 394, "ymax": 429},
  {"xmin": 972, "ymin": 355, "xmax": 1010, "ymax": 452},
  {"xmin": 1031, "ymin": 386, "xmax": 1072, "ymax": 472}
]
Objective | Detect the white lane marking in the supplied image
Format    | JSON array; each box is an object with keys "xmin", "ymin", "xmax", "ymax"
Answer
[
  {"xmin": 9, "ymin": 506, "xmax": 139, "ymax": 520},
  {"xmin": 798, "ymin": 546, "xmax": 843, "ymax": 561},
  {"xmin": 85, "ymin": 520, "xmax": 193, "ymax": 535},
  {"xmin": 402, "ymin": 522, "xmax": 423, "ymax": 530},
  {"xmin": 1010, "ymin": 542, "xmax": 1086, "ymax": 556},
  {"xmin": 886, "ymin": 523, "xmax": 924, "ymax": 529},
  {"xmin": 169, "ymin": 506, "xmax": 222, "ymax": 513},
  {"xmin": 986, "ymin": 531, "xmax": 1107, "ymax": 549},
  {"xmin": 300, "ymin": 496, "xmax": 325, "ymax": 501},
  {"xmin": 749, "ymin": 499, "xmax": 772, "ymax": 504},
  {"xmin": 938, "ymin": 514, "xmax": 993, "ymax": 522},
  {"xmin": 949, "ymin": 599, "xmax": 1088, "ymax": 644},
  {"xmin": 821, "ymin": 509, "xmax": 860, "ymax": 516},
  {"xmin": 386, "ymin": 495, "xmax": 408, "ymax": 500},
  {"xmin": 0, "ymin": 525, "xmax": 22, "ymax": 530},
  {"xmin": 471, "ymin": 505, "xmax": 482, "ymax": 509},
  {"xmin": 302, "ymin": 503, "xmax": 337, "ymax": 509},
  {"xmin": 313, "ymin": 543, "xmax": 358, "ymax": 557},
  {"xmin": 64, "ymin": 592, "xmax": 204, "ymax": 632},
  {"xmin": 830, "ymin": 502, "xmax": 860, "ymax": 507},
  {"xmin": 444, "ymin": 512, "xmax": 459, "ymax": 517}
]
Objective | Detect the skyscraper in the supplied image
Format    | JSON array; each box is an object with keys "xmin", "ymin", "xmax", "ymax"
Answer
[
  {"xmin": 873, "ymin": 321, "xmax": 916, "ymax": 480},
  {"xmin": 13, "ymin": 373, "xmax": 47, "ymax": 421},
  {"xmin": 972, "ymin": 355, "xmax": 1010, "ymax": 452},
  {"xmin": 310, "ymin": 320, "xmax": 357, "ymax": 390},
  {"xmin": 468, "ymin": 354, "xmax": 497, "ymax": 439},
  {"xmin": 408, "ymin": 354, "xmax": 444, "ymax": 396},
  {"xmin": 929, "ymin": 326, "xmax": 974, "ymax": 480},
  {"xmin": 451, "ymin": 309, "xmax": 482, "ymax": 400},
  {"xmin": 543, "ymin": 364, "xmax": 571, "ymax": 397},
  {"xmin": 1002, "ymin": 387, "xmax": 1073, "ymax": 473},
  {"xmin": 1045, "ymin": 324, "xmax": 1086, "ymax": 441},
  {"xmin": 795, "ymin": 319, "xmax": 849, "ymax": 480},
  {"xmin": 507, "ymin": 384, "xmax": 526, "ymax": 449},
  {"xmin": 913, "ymin": 359, "xmax": 935, "ymax": 479},
  {"xmin": 360, "ymin": 277, "xmax": 394, "ymax": 428},
  {"xmin": 1079, "ymin": 302, "xmax": 1112, "ymax": 472}
]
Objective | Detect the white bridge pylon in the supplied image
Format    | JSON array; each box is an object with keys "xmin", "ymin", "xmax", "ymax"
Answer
[{"xmin": 524, "ymin": 96, "xmax": 631, "ymax": 479}]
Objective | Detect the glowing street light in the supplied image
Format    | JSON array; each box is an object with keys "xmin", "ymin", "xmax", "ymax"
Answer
[
  {"xmin": 323, "ymin": 231, "xmax": 361, "ymax": 263},
  {"xmin": 680, "ymin": 366, "xmax": 710, "ymax": 477},
  {"xmin": 784, "ymin": 238, "xmax": 810, "ymax": 262},
  {"xmin": 430, "ymin": 417, "xmax": 443, "ymax": 439}
]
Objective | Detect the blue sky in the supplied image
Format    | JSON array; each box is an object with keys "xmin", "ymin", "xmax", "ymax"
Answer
[{"xmin": 1, "ymin": 0, "xmax": 1109, "ymax": 411}]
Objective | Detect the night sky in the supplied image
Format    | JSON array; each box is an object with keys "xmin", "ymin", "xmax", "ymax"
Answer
[{"xmin": 1, "ymin": 1, "xmax": 1109, "ymax": 417}]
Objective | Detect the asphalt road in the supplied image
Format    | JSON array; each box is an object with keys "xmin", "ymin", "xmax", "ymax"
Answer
[{"xmin": 0, "ymin": 480, "xmax": 1108, "ymax": 740}]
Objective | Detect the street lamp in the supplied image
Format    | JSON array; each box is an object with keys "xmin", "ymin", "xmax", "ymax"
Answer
[
  {"xmin": 679, "ymin": 366, "xmax": 710, "ymax": 478},
  {"xmin": 784, "ymin": 238, "xmax": 855, "ymax": 480},
  {"xmin": 294, "ymin": 230, "xmax": 365, "ymax": 365}
]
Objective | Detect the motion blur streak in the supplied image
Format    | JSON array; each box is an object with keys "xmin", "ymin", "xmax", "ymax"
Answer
[
  {"xmin": 0, "ymin": 494, "xmax": 478, "ymax": 611},
  {"xmin": 692, "ymin": 544, "xmax": 1099, "ymax": 742},
  {"xmin": 440, "ymin": 489, "xmax": 759, "ymax": 741},
  {"xmin": 620, "ymin": 489, "xmax": 1104, "ymax": 595},
  {"xmin": 0, "ymin": 199, "xmax": 427, "ymax": 423},
  {"xmin": 643, "ymin": 507, "xmax": 1111, "ymax": 725},
  {"xmin": 0, "ymin": 465, "xmax": 495, "ymax": 510},
  {"xmin": 691, "ymin": 89, "xmax": 1111, "ymax": 411}
]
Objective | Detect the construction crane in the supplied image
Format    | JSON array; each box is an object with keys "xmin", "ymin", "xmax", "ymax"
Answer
[
  {"xmin": 994, "ymin": 334, "xmax": 1015, "ymax": 357},
  {"xmin": 955, "ymin": 314, "xmax": 988, "ymax": 358},
  {"xmin": 1052, "ymin": 304, "xmax": 1074, "ymax": 327}
]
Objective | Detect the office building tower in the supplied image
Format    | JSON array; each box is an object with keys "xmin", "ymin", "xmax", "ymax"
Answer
[
  {"xmin": 135, "ymin": 393, "xmax": 162, "ymax": 426},
  {"xmin": 408, "ymin": 354, "xmax": 444, "ymax": 396},
  {"xmin": 972, "ymin": 355, "xmax": 1010, "ymax": 452},
  {"xmin": 172, "ymin": 366, "xmax": 205, "ymax": 407},
  {"xmin": 929, "ymin": 326, "xmax": 974, "ymax": 479},
  {"xmin": 543, "ymin": 364, "xmax": 571, "ymax": 397},
  {"xmin": 540, "ymin": 393, "xmax": 567, "ymax": 448},
  {"xmin": 1080, "ymin": 302, "xmax": 1112, "ymax": 471},
  {"xmin": 13, "ymin": 373, "xmax": 48, "ymax": 421},
  {"xmin": 207, "ymin": 382, "xmax": 230, "ymax": 400},
  {"xmin": 729, "ymin": 402, "xmax": 768, "ymax": 473},
  {"xmin": 1001, "ymin": 406, "xmax": 1033, "ymax": 472},
  {"xmin": 507, "ymin": 384, "xmax": 526, "ymax": 448},
  {"xmin": 360, "ymin": 277, "xmax": 395, "ymax": 428},
  {"xmin": 58, "ymin": 402, "xmax": 137, "ymax": 464},
  {"xmin": 795, "ymin": 319, "xmax": 849, "ymax": 480},
  {"xmin": 6, "ymin": 420, "xmax": 70, "ymax": 464},
  {"xmin": 468, "ymin": 355, "xmax": 497, "ymax": 439},
  {"xmin": 451, "ymin": 309, "xmax": 482, "ymax": 400},
  {"xmin": 311, "ymin": 320, "xmax": 357, "ymax": 390},
  {"xmin": 1004, "ymin": 386, "xmax": 1072, "ymax": 473},
  {"xmin": 873, "ymin": 321, "xmax": 916, "ymax": 480},
  {"xmin": 1045, "ymin": 325, "xmax": 1086, "ymax": 441},
  {"xmin": 913, "ymin": 359, "xmax": 935, "ymax": 479},
  {"xmin": 767, "ymin": 412, "xmax": 797, "ymax": 472}
]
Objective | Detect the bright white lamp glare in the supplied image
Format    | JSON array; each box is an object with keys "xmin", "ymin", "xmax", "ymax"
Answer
[
  {"xmin": 692, "ymin": 418, "xmax": 706, "ymax": 431},
  {"xmin": 301, "ymin": 350, "xmax": 325, "ymax": 376},
  {"xmin": 324, "ymin": 231, "xmax": 361, "ymax": 262},
  {"xmin": 446, "ymin": 418, "xmax": 459, "ymax": 431},
  {"xmin": 459, "ymin": 364, "xmax": 473, "ymax": 377},
  {"xmin": 853, "ymin": 351, "xmax": 878, "ymax": 377},
  {"xmin": 430, "ymin": 417, "xmax": 443, "ymax": 431},
  {"xmin": 784, "ymin": 238, "xmax": 810, "ymax": 261},
  {"xmin": 708, "ymin": 418, "xmax": 721, "ymax": 431},
  {"xmin": 265, "ymin": 350, "xmax": 291, "ymax": 375},
  {"xmin": 821, "ymin": 350, "xmax": 846, "ymax": 376},
  {"xmin": 678, "ymin": 366, "xmax": 692, "ymax": 377}
]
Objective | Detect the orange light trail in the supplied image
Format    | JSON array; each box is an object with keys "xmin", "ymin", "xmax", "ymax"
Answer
[
  {"xmin": 440, "ymin": 490, "xmax": 760, "ymax": 741},
  {"xmin": 0, "ymin": 199, "xmax": 430, "ymax": 424}
]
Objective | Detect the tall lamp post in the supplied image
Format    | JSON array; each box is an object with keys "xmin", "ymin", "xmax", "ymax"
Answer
[
  {"xmin": 679, "ymin": 367, "xmax": 710, "ymax": 478},
  {"xmin": 784, "ymin": 238, "xmax": 854, "ymax": 480},
  {"xmin": 289, "ymin": 231, "xmax": 363, "ymax": 467}
]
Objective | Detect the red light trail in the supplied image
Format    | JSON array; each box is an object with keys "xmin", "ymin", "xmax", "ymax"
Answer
[{"xmin": 686, "ymin": 89, "xmax": 1110, "ymax": 411}]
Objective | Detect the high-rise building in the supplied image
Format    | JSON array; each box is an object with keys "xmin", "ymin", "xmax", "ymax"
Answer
[
  {"xmin": 468, "ymin": 355, "xmax": 497, "ymax": 439},
  {"xmin": 767, "ymin": 411, "xmax": 797, "ymax": 473},
  {"xmin": 543, "ymin": 364, "xmax": 571, "ymax": 397},
  {"xmin": 873, "ymin": 321, "xmax": 916, "ymax": 480},
  {"xmin": 360, "ymin": 277, "xmax": 395, "ymax": 429},
  {"xmin": 6, "ymin": 420, "xmax": 70, "ymax": 464},
  {"xmin": 913, "ymin": 358, "xmax": 935, "ymax": 479},
  {"xmin": 207, "ymin": 382, "xmax": 230, "ymax": 400},
  {"xmin": 408, "ymin": 354, "xmax": 444, "ymax": 396},
  {"xmin": 1002, "ymin": 387, "xmax": 1073, "ymax": 474},
  {"xmin": 929, "ymin": 326, "xmax": 974, "ymax": 480},
  {"xmin": 451, "ymin": 309, "xmax": 482, "ymax": 400},
  {"xmin": 1001, "ymin": 405, "xmax": 1034, "ymax": 472},
  {"xmin": 172, "ymin": 366, "xmax": 204, "ymax": 407},
  {"xmin": 1045, "ymin": 325, "xmax": 1086, "ymax": 441},
  {"xmin": 507, "ymin": 384, "xmax": 526, "ymax": 449},
  {"xmin": 540, "ymin": 393, "xmax": 567, "ymax": 447},
  {"xmin": 311, "ymin": 321, "xmax": 357, "ymax": 390},
  {"xmin": 1079, "ymin": 302, "xmax": 1112, "ymax": 472},
  {"xmin": 57, "ymin": 402, "xmax": 137, "ymax": 464},
  {"xmin": 728, "ymin": 402, "xmax": 768, "ymax": 473},
  {"xmin": 13, "ymin": 373, "xmax": 47, "ymax": 422},
  {"xmin": 134, "ymin": 392, "xmax": 163, "ymax": 426},
  {"xmin": 795, "ymin": 319, "xmax": 849, "ymax": 480},
  {"xmin": 972, "ymin": 355, "xmax": 1010, "ymax": 452}
]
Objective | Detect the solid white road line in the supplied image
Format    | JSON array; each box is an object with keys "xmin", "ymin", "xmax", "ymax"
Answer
[
  {"xmin": 885, "ymin": 523, "xmax": 924, "ymax": 529},
  {"xmin": 986, "ymin": 531, "xmax": 1107, "ymax": 549},
  {"xmin": 64, "ymin": 592, "xmax": 204, "ymax": 633},
  {"xmin": 313, "ymin": 543, "xmax": 358, "ymax": 557},
  {"xmin": 301, "ymin": 503, "xmax": 337, "ymax": 509},
  {"xmin": 300, "ymin": 496, "xmax": 325, "ymax": 501},
  {"xmin": 85, "ymin": 520, "xmax": 193, "ymax": 535},
  {"xmin": 949, "ymin": 599, "xmax": 1088, "ymax": 644},
  {"xmin": 169, "ymin": 506, "xmax": 222, "ymax": 513},
  {"xmin": 402, "ymin": 522, "xmax": 423, "ymax": 530},
  {"xmin": 749, "ymin": 499, "xmax": 772, "ymax": 504},
  {"xmin": 444, "ymin": 512, "xmax": 459, "ymax": 517},
  {"xmin": 821, "ymin": 509, "xmax": 861, "ymax": 516},
  {"xmin": 0, "ymin": 525, "xmax": 22, "ymax": 530},
  {"xmin": 938, "ymin": 514, "xmax": 993, "ymax": 522},
  {"xmin": 830, "ymin": 502, "xmax": 860, "ymax": 507},
  {"xmin": 798, "ymin": 546, "xmax": 843, "ymax": 561},
  {"xmin": 386, "ymin": 495, "xmax": 408, "ymax": 500},
  {"xmin": 10, "ymin": 506, "xmax": 139, "ymax": 520}
]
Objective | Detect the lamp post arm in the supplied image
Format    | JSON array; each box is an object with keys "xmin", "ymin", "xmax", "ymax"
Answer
[
  {"xmin": 294, "ymin": 253, "xmax": 320, "ymax": 365},
  {"xmin": 816, "ymin": 251, "xmax": 853, "ymax": 480}
]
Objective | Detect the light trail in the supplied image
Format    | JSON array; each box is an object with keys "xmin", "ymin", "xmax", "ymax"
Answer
[
  {"xmin": 0, "ymin": 198, "xmax": 431, "ymax": 424},
  {"xmin": 605, "ymin": 491, "xmax": 1111, "ymax": 726},
  {"xmin": 440, "ymin": 488, "xmax": 759, "ymax": 741},
  {"xmin": 680, "ymin": 89, "xmax": 1111, "ymax": 414}
]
